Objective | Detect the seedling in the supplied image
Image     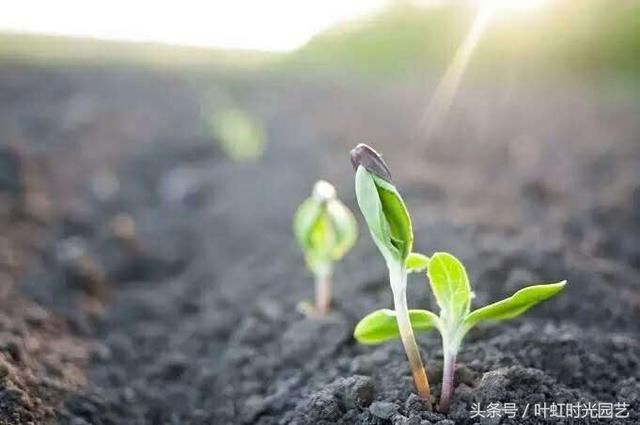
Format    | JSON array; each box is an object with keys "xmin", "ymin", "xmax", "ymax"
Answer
[
  {"xmin": 355, "ymin": 251, "xmax": 566, "ymax": 412},
  {"xmin": 350, "ymin": 144, "xmax": 433, "ymax": 407},
  {"xmin": 208, "ymin": 107, "xmax": 265, "ymax": 162},
  {"xmin": 294, "ymin": 180, "xmax": 357, "ymax": 317}
]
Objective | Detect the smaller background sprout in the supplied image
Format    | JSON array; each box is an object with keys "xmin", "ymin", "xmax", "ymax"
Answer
[
  {"xmin": 207, "ymin": 107, "xmax": 266, "ymax": 162},
  {"xmin": 293, "ymin": 180, "xmax": 357, "ymax": 317},
  {"xmin": 354, "ymin": 251, "xmax": 566, "ymax": 412}
]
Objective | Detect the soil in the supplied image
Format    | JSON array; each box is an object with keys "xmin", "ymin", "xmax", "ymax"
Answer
[{"xmin": 0, "ymin": 63, "xmax": 638, "ymax": 425}]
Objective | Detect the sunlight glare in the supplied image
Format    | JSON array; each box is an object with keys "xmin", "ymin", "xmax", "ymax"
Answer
[
  {"xmin": 474, "ymin": 0, "xmax": 547, "ymax": 12},
  {"xmin": 422, "ymin": 6, "xmax": 495, "ymax": 139},
  {"xmin": 421, "ymin": 0, "xmax": 547, "ymax": 139}
]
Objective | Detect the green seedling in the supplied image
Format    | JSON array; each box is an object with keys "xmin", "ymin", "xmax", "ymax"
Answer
[
  {"xmin": 208, "ymin": 107, "xmax": 265, "ymax": 162},
  {"xmin": 294, "ymin": 180, "xmax": 357, "ymax": 317},
  {"xmin": 355, "ymin": 251, "xmax": 566, "ymax": 412},
  {"xmin": 350, "ymin": 144, "xmax": 433, "ymax": 407}
]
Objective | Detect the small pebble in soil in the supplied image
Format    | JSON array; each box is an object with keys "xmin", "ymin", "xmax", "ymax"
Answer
[
  {"xmin": 303, "ymin": 391, "xmax": 342, "ymax": 422},
  {"xmin": 369, "ymin": 401, "xmax": 399, "ymax": 419},
  {"xmin": 341, "ymin": 375, "xmax": 375, "ymax": 408},
  {"xmin": 421, "ymin": 410, "xmax": 446, "ymax": 423},
  {"xmin": 404, "ymin": 393, "xmax": 428, "ymax": 415},
  {"xmin": 476, "ymin": 368, "xmax": 508, "ymax": 402},
  {"xmin": 393, "ymin": 414, "xmax": 421, "ymax": 425},
  {"xmin": 618, "ymin": 377, "xmax": 640, "ymax": 402},
  {"xmin": 243, "ymin": 395, "xmax": 267, "ymax": 423}
]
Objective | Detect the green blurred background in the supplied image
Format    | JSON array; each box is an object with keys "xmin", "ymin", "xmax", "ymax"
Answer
[
  {"xmin": 1, "ymin": 0, "xmax": 638, "ymax": 81},
  {"xmin": 293, "ymin": 0, "xmax": 640, "ymax": 79}
]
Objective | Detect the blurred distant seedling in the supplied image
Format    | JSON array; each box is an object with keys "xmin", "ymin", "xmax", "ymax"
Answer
[
  {"xmin": 207, "ymin": 107, "xmax": 265, "ymax": 162},
  {"xmin": 351, "ymin": 144, "xmax": 566, "ymax": 412},
  {"xmin": 294, "ymin": 180, "xmax": 357, "ymax": 317}
]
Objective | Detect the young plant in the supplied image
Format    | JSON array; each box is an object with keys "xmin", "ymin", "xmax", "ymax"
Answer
[
  {"xmin": 350, "ymin": 144, "xmax": 433, "ymax": 408},
  {"xmin": 294, "ymin": 180, "xmax": 357, "ymax": 317},
  {"xmin": 355, "ymin": 251, "xmax": 566, "ymax": 412}
]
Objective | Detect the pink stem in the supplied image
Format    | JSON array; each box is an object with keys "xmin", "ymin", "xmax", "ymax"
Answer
[
  {"xmin": 315, "ymin": 273, "xmax": 331, "ymax": 316},
  {"xmin": 439, "ymin": 350, "xmax": 456, "ymax": 413}
]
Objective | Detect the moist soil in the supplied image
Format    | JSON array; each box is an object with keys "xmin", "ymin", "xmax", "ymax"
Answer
[{"xmin": 0, "ymin": 64, "xmax": 638, "ymax": 425}]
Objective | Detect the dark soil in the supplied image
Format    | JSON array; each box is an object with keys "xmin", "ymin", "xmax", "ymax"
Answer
[{"xmin": 0, "ymin": 64, "xmax": 639, "ymax": 424}]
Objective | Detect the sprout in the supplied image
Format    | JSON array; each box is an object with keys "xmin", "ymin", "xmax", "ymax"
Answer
[
  {"xmin": 350, "ymin": 144, "xmax": 433, "ymax": 408},
  {"xmin": 355, "ymin": 251, "xmax": 566, "ymax": 412},
  {"xmin": 208, "ymin": 107, "xmax": 265, "ymax": 162},
  {"xmin": 294, "ymin": 180, "xmax": 357, "ymax": 317}
]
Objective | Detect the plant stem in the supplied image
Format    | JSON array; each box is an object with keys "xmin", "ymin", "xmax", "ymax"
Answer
[
  {"xmin": 390, "ymin": 265, "xmax": 433, "ymax": 409},
  {"xmin": 314, "ymin": 267, "xmax": 332, "ymax": 317},
  {"xmin": 439, "ymin": 347, "xmax": 457, "ymax": 413}
]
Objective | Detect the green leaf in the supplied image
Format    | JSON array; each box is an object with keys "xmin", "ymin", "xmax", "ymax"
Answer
[
  {"xmin": 405, "ymin": 252, "xmax": 430, "ymax": 273},
  {"xmin": 464, "ymin": 281, "xmax": 566, "ymax": 331},
  {"xmin": 326, "ymin": 200, "xmax": 358, "ymax": 260},
  {"xmin": 374, "ymin": 176, "xmax": 413, "ymax": 260},
  {"xmin": 293, "ymin": 199, "xmax": 323, "ymax": 251},
  {"xmin": 354, "ymin": 308, "xmax": 440, "ymax": 345},
  {"xmin": 354, "ymin": 166, "xmax": 413, "ymax": 264},
  {"xmin": 354, "ymin": 166, "xmax": 384, "ymax": 239},
  {"xmin": 427, "ymin": 252, "xmax": 471, "ymax": 323}
]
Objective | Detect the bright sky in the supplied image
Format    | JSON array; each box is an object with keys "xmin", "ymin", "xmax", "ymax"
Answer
[{"xmin": 0, "ymin": 0, "xmax": 389, "ymax": 52}]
